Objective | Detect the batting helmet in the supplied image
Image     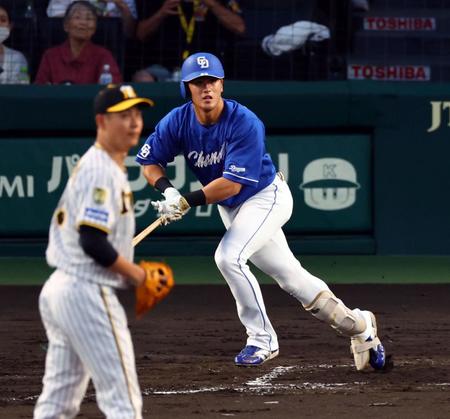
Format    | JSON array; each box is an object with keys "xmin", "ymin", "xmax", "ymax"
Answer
[{"xmin": 180, "ymin": 52, "xmax": 225, "ymax": 99}]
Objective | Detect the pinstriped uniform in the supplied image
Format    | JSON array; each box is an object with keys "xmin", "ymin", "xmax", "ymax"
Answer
[
  {"xmin": 46, "ymin": 144, "xmax": 134, "ymax": 289},
  {"xmin": 34, "ymin": 144, "xmax": 142, "ymax": 419}
]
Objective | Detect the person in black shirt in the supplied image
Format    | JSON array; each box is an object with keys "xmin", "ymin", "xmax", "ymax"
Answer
[{"xmin": 126, "ymin": 0, "xmax": 244, "ymax": 81}]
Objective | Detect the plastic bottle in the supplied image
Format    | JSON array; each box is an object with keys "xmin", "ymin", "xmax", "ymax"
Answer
[
  {"xmin": 98, "ymin": 64, "xmax": 113, "ymax": 85},
  {"xmin": 18, "ymin": 66, "xmax": 30, "ymax": 84}
]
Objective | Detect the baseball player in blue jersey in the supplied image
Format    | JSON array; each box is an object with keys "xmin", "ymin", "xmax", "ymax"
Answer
[{"xmin": 136, "ymin": 52, "xmax": 388, "ymax": 371}]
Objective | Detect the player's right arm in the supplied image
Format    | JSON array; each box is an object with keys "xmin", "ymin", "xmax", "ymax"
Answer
[
  {"xmin": 108, "ymin": 255, "xmax": 145, "ymax": 287},
  {"xmin": 142, "ymin": 164, "xmax": 167, "ymax": 188},
  {"xmin": 79, "ymin": 225, "xmax": 145, "ymax": 287},
  {"xmin": 76, "ymin": 168, "xmax": 145, "ymax": 287}
]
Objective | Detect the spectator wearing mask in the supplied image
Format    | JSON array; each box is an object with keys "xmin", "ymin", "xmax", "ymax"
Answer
[
  {"xmin": 35, "ymin": 1, "xmax": 122, "ymax": 84},
  {"xmin": 0, "ymin": 1, "xmax": 29, "ymax": 84}
]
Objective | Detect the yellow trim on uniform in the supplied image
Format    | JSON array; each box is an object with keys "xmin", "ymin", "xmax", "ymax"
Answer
[
  {"xmin": 100, "ymin": 286, "xmax": 137, "ymax": 418},
  {"xmin": 107, "ymin": 98, "xmax": 154, "ymax": 113},
  {"xmin": 77, "ymin": 221, "xmax": 110, "ymax": 234}
]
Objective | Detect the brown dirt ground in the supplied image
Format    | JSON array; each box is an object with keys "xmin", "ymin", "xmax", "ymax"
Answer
[{"xmin": 0, "ymin": 284, "xmax": 449, "ymax": 419}]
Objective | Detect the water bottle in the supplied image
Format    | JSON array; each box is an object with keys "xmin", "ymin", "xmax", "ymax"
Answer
[
  {"xmin": 18, "ymin": 66, "xmax": 30, "ymax": 84},
  {"xmin": 98, "ymin": 64, "xmax": 113, "ymax": 85}
]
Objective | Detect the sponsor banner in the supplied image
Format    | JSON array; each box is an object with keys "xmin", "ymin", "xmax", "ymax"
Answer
[
  {"xmin": 0, "ymin": 136, "xmax": 372, "ymax": 236},
  {"xmin": 363, "ymin": 16, "xmax": 436, "ymax": 31},
  {"xmin": 348, "ymin": 64, "xmax": 430, "ymax": 81}
]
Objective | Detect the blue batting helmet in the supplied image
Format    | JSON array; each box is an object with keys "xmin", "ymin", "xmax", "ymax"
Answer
[{"xmin": 180, "ymin": 52, "xmax": 225, "ymax": 99}]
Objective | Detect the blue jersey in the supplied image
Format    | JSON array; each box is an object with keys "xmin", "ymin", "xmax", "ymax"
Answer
[{"xmin": 136, "ymin": 99, "xmax": 276, "ymax": 208}]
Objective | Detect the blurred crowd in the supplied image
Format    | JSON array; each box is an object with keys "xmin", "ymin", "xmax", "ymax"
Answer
[{"xmin": 0, "ymin": 0, "xmax": 357, "ymax": 85}]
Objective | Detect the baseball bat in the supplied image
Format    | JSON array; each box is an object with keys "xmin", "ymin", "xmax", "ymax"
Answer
[{"xmin": 132, "ymin": 217, "xmax": 163, "ymax": 247}]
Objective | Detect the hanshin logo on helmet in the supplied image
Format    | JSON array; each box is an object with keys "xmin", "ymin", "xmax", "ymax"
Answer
[{"xmin": 300, "ymin": 158, "xmax": 360, "ymax": 211}]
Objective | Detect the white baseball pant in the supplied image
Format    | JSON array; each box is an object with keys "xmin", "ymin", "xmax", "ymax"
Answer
[
  {"xmin": 215, "ymin": 174, "xmax": 330, "ymax": 352},
  {"xmin": 34, "ymin": 271, "xmax": 142, "ymax": 419}
]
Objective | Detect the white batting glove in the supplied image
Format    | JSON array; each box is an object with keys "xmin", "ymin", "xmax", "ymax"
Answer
[
  {"xmin": 161, "ymin": 188, "xmax": 191, "ymax": 216},
  {"xmin": 162, "ymin": 187, "xmax": 182, "ymax": 202},
  {"xmin": 151, "ymin": 188, "xmax": 190, "ymax": 225}
]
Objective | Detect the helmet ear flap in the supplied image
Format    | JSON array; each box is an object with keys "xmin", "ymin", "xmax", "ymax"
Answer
[{"xmin": 180, "ymin": 81, "xmax": 190, "ymax": 99}]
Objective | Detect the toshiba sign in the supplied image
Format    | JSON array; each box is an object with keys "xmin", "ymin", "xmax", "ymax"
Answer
[
  {"xmin": 348, "ymin": 65, "xmax": 431, "ymax": 81},
  {"xmin": 363, "ymin": 17, "xmax": 436, "ymax": 31}
]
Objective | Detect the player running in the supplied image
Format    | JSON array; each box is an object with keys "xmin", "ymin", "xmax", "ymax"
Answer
[
  {"xmin": 34, "ymin": 85, "xmax": 153, "ymax": 418},
  {"xmin": 136, "ymin": 52, "xmax": 389, "ymax": 371}
]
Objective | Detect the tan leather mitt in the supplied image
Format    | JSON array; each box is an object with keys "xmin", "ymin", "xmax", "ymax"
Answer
[{"xmin": 136, "ymin": 261, "xmax": 174, "ymax": 319}]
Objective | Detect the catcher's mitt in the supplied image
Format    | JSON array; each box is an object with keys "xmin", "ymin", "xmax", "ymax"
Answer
[{"xmin": 136, "ymin": 261, "xmax": 174, "ymax": 319}]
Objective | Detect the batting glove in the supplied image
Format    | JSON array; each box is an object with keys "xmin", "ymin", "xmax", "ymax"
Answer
[{"xmin": 151, "ymin": 188, "xmax": 191, "ymax": 225}]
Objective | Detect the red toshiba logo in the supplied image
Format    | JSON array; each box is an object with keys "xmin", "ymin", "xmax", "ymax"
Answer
[
  {"xmin": 363, "ymin": 17, "xmax": 436, "ymax": 31},
  {"xmin": 348, "ymin": 65, "xmax": 431, "ymax": 81}
]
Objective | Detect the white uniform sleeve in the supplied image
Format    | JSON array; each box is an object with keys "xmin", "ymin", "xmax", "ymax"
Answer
[{"xmin": 75, "ymin": 169, "xmax": 117, "ymax": 233}]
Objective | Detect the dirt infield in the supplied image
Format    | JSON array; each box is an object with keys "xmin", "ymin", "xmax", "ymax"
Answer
[{"xmin": 1, "ymin": 284, "xmax": 449, "ymax": 418}]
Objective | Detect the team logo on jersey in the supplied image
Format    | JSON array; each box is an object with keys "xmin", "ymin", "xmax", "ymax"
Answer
[
  {"xmin": 228, "ymin": 164, "xmax": 246, "ymax": 173},
  {"xmin": 138, "ymin": 144, "xmax": 151, "ymax": 159},
  {"xmin": 188, "ymin": 143, "xmax": 225, "ymax": 168},
  {"xmin": 197, "ymin": 56, "xmax": 209, "ymax": 68},
  {"xmin": 299, "ymin": 158, "xmax": 360, "ymax": 211},
  {"xmin": 93, "ymin": 187, "xmax": 107, "ymax": 205}
]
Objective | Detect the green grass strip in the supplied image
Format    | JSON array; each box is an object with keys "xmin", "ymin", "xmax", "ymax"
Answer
[{"xmin": 0, "ymin": 256, "xmax": 449, "ymax": 285}]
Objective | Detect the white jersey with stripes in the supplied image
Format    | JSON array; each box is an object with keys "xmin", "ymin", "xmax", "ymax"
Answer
[{"xmin": 46, "ymin": 143, "xmax": 135, "ymax": 288}]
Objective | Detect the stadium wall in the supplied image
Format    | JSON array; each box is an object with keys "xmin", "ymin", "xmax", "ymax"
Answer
[{"xmin": 0, "ymin": 81, "xmax": 449, "ymax": 255}]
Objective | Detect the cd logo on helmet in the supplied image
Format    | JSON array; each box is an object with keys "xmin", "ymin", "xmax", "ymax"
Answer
[{"xmin": 197, "ymin": 56, "xmax": 209, "ymax": 68}]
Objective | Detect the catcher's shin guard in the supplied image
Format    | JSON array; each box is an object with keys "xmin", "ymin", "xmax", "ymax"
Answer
[{"xmin": 303, "ymin": 290, "xmax": 366, "ymax": 336}]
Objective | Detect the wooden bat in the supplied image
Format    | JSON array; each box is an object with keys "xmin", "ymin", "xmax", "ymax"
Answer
[{"xmin": 132, "ymin": 217, "xmax": 163, "ymax": 247}]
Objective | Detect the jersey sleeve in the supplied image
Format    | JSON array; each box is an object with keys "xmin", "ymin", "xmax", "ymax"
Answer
[
  {"xmin": 223, "ymin": 116, "xmax": 265, "ymax": 187},
  {"xmin": 136, "ymin": 112, "xmax": 181, "ymax": 167},
  {"xmin": 75, "ymin": 168, "xmax": 117, "ymax": 234}
]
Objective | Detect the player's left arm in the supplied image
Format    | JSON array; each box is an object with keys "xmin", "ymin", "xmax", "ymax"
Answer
[
  {"xmin": 202, "ymin": 177, "xmax": 242, "ymax": 203},
  {"xmin": 149, "ymin": 176, "xmax": 241, "ymax": 224},
  {"xmin": 203, "ymin": 0, "xmax": 245, "ymax": 35}
]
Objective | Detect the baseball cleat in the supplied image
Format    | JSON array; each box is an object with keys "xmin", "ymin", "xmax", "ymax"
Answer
[
  {"xmin": 350, "ymin": 311, "xmax": 390, "ymax": 371},
  {"xmin": 234, "ymin": 345, "xmax": 279, "ymax": 367}
]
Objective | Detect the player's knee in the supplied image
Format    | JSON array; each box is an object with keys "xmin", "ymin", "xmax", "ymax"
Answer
[
  {"xmin": 214, "ymin": 244, "xmax": 240, "ymax": 275},
  {"xmin": 303, "ymin": 290, "xmax": 366, "ymax": 336}
]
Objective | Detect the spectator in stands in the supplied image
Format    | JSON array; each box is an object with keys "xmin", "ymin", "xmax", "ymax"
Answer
[
  {"xmin": 46, "ymin": 0, "xmax": 137, "ymax": 37},
  {"xmin": 35, "ymin": 1, "xmax": 122, "ymax": 84},
  {"xmin": 127, "ymin": 0, "xmax": 245, "ymax": 81},
  {"xmin": 0, "ymin": 1, "xmax": 30, "ymax": 84}
]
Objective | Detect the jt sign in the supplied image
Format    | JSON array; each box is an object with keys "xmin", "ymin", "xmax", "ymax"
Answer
[{"xmin": 427, "ymin": 101, "xmax": 450, "ymax": 132}]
